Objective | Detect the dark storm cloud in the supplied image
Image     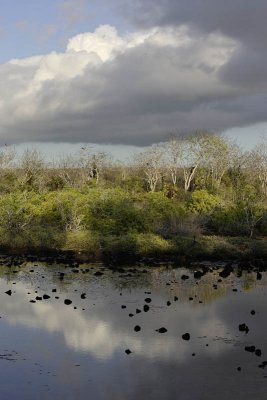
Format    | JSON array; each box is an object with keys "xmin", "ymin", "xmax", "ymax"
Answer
[
  {"xmin": 123, "ymin": 0, "xmax": 267, "ymax": 89},
  {"xmin": 0, "ymin": 3, "xmax": 267, "ymax": 146},
  {"xmin": 124, "ymin": 0, "xmax": 266, "ymax": 43}
]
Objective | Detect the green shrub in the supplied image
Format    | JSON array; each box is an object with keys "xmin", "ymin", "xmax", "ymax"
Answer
[{"xmin": 188, "ymin": 189, "xmax": 221, "ymax": 214}]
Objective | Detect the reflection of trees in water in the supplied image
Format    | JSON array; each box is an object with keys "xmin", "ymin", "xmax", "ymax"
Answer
[
  {"xmin": 149, "ymin": 266, "xmax": 267, "ymax": 304},
  {"xmin": 0, "ymin": 258, "xmax": 266, "ymax": 302},
  {"xmin": 150, "ymin": 268, "xmax": 227, "ymax": 304},
  {"xmin": 240, "ymin": 271, "xmax": 256, "ymax": 291},
  {"xmin": 107, "ymin": 269, "xmax": 153, "ymax": 291}
]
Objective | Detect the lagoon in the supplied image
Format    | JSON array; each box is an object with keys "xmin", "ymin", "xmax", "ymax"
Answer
[{"xmin": 0, "ymin": 259, "xmax": 266, "ymax": 399}]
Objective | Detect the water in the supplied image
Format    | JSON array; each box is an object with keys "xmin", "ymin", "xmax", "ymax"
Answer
[{"xmin": 0, "ymin": 260, "xmax": 266, "ymax": 399}]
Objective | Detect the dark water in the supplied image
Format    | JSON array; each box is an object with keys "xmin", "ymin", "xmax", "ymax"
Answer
[{"xmin": 0, "ymin": 260, "xmax": 266, "ymax": 399}]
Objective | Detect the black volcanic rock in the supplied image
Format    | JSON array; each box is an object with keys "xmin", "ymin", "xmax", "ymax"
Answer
[
  {"xmin": 219, "ymin": 265, "xmax": 233, "ymax": 278},
  {"xmin": 156, "ymin": 327, "xmax": 167, "ymax": 333},
  {"xmin": 94, "ymin": 271, "xmax": 103, "ymax": 276},
  {"xmin": 255, "ymin": 349, "xmax": 262, "ymax": 357},
  {"xmin": 245, "ymin": 346, "xmax": 256, "ymax": 353},
  {"xmin": 194, "ymin": 271, "xmax": 203, "ymax": 279},
  {"xmin": 258, "ymin": 361, "xmax": 267, "ymax": 369},
  {"xmin": 257, "ymin": 272, "xmax": 262, "ymax": 280},
  {"xmin": 239, "ymin": 323, "xmax": 249, "ymax": 334},
  {"xmin": 182, "ymin": 333, "xmax": 190, "ymax": 341}
]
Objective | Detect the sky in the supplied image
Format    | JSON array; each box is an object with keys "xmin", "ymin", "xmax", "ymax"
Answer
[{"xmin": 0, "ymin": 0, "xmax": 266, "ymax": 157}]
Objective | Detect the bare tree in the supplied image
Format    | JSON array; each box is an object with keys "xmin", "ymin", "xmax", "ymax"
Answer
[
  {"xmin": 248, "ymin": 142, "xmax": 267, "ymax": 196},
  {"xmin": 165, "ymin": 132, "xmax": 209, "ymax": 191},
  {"xmin": 135, "ymin": 144, "xmax": 164, "ymax": 192},
  {"xmin": 78, "ymin": 146, "xmax": 112, "ymax": 185},
  {"xmin": 20, "ymin": 149, "xmax": 45, "ymax": 186},
  {"xmin": 199, "ymin": 133, "xmax": 234, "ymax": 189},
  {"xmin": 0, "ymin": 145, "xmax": 16, "ymax": 172},
  {"xmin": 239, "ymin": 185, "xmax": 266, "ymax": 238},
  {"xmin": 57, "ymin": 154, "xmax": 79, "ymax": 187},
  {"xmin": 164, "ymin": 136, "xmax": 183, "ymax": 186}
]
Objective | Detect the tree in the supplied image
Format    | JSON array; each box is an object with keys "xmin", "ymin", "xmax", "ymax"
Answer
[
  {"xmin": 20, "ymin": 149, "xmax": 45, "ymax": 187},
  {"xmin": 199, "ymin": 133, "xmax": 233, "ymax": 189},
  {"xmin": 0, "ymin": 145, "xmax": 15, "ymax": 172},
  {"xmin": 135, "ymin": 145, "xmax": 164, "ymax": 192},
  {"xmin": 248, "ymin": 142, "xmax": 267, "ymax": 196},
  {"xmin": 78, "ymin": 146, "xmax": 112, "ymax": 185},
  {"xmin": 57, "ymin": 154, "xmax": 80, "ymax": 188},
  {"xmin": 165, "ymin": 132, "xmax": 213, "ymax": 192},
  {"xmin": 164, "ymin": 136, "xmax": 183, "ymax": 186},
  {"xmin": 238, "ymin": 185, "xmax": 266, "ymax": 238}
]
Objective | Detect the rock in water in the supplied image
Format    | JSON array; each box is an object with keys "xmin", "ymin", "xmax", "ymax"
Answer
[
  {"xmin": 125, "ymin": 349, "xmax": 132, "ymax": 355},
  {"xmin": 219, "ymin": 265, "xmax": 233, "ymax": 278},
  {"xmin": 182, "ymin": 333, "xmax": 190, "ymax": 341},
  {"xmin": 156, "ymin": 327, "xmax": 167, "ymax": 333},
  {"xmin": 257, "ymin": 272, "xmax": 262, "ymax": 280},
  {"xmin": 258, "ymin": 361, "xmax": 267, "ymax": 369},
  {"xmin": 245, "ymin": 346, "xmax": 256, "ymax": 353},
  {"xmin": 64, "ymin": 299, "xmax": 72, "ymax": 305},
  {"xmin": 255, "ymin": 349, "xmax": 262, "ymax": 357},
  {"xmin": 239, "ymin": 323, "xmax": 249, "ymax": 334},
  {"xmin": 194, "ymin": 271, "xmax": 203, "ymax": 279},
  {"xmin": 134, "ymin": 325, "xmax": 141, "ymax": 332},
  {"xmin": 94, "ymin": 271, "xmax": 103, "ymax": 276},
  {"xmin": 5, "ymin": 290, "xmax": 12, "ymax": 296}
]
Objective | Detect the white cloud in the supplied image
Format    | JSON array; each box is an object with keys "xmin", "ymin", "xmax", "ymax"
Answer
[
  {"xmin": 1, "ymin": 279, "xmax": 231, "ymax": 361},
  {"xmin": 67, "ymin": 25, "xmax": 125, "ymax": 62},
  {"xmin": 1, "ymin": 24, "xmax": 258, "ymax": 146}
]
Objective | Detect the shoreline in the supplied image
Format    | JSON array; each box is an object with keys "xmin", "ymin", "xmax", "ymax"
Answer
[{"xmin": 0, "ymin": 234, "xmax": 266, "ymax": 268}]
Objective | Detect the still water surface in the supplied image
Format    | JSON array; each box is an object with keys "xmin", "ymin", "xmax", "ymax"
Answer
[{"xmin": 0, "ymin": 260, "xmax": 266, "ymax": 399}]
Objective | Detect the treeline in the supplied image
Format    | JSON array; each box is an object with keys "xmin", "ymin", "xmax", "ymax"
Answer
[{"xmin": 0, "ymin": 132, "xmax": 266, "ymax": 259}]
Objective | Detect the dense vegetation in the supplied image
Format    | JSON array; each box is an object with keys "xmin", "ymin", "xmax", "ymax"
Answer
[{"xmin": 0, "ymin": 132, "xmax": 266, "ymax": 262}]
